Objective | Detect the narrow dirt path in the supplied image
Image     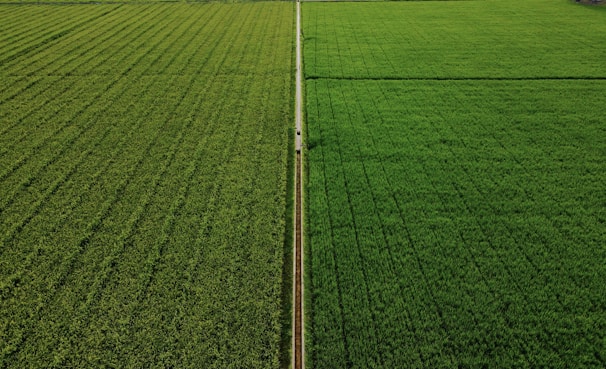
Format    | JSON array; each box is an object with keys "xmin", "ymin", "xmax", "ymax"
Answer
[
  {"xmin": 293, "ymin": 0, "xmax": 304, "ymax": 368},
  {"xmin": 294, "ymin": 153, "xmax": 303, "ymax": 369}
]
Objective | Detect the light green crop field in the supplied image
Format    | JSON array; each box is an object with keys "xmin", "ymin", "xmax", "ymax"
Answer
[
  {"xmin": 305, "ymin": 1, "xmax": 606, "ymax": 368},
  {"xmin": 0, "ymin": 3, "xmax": 293, "ymax": 368}
]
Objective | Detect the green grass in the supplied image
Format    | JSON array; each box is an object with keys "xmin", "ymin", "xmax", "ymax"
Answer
[
  {"xmin": 0, "ymin": 3, "xmax": 294, "ymax": 368},
  {"xmin": 304, "ymin": 0, "xmax": 606, "ymax": 368}
]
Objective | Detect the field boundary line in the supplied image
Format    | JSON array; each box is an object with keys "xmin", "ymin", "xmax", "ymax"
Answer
[
  {"xmin": 305, "ymin": 76, "xmax": 606, "ymax": 81},
  {"xmin": 293, "ymin": 0, "xmax": 304, "ymax": 368},
  {"xmin": 0, "ymin": 1, "xmax": 177, "ymax": 5}
]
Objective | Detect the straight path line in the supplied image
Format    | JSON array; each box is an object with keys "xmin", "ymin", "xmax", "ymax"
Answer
[
  {"xmin": 306, "ymin": 76, "xmax": 606, "ymax": 81},
  {"xmin": 293, "ymin": 0, "xmax": 304, "ymax": 368},
  {"xmin": 295, "ymin": 0, "xmax": 302, "ymax": 148}
]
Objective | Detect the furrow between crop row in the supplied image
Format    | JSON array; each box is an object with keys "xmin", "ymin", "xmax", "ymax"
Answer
[
  {"xmin": 0, "ymin": 80, "xmax": 179, "ymax": 363},
  {"xmin": 0, "ymin": 4, "xmax": 160, "ymax": 110},
  {"xmin": 44, "ymin": 8, "xmax": 240, "ymax": 357},
  {"xmin": 0, "ymin": 7, "xmax": 57, "ymax": 43},
  {"xmin": 0, "ymin": 5, "xmax": 172, "ymax": 156},
  {"xmin": 119, "ymin": 1, "xmax": 257, "ymax": 328},
  {"xmin": 0, "ymin": 8, "xmax": 211, "ymax": 362},
  {"xmin": 0, "ymin": 5, "xmax": 197, "ymax": 204},
  {"xmin": 10, "ymin": 4, "xmax": 151, "ymax": 77},
  {"xmin": 0, "ymin": 5, "xmax": 98, "ymax": 60},
  {"xmin": 0, "ymin": 6, "xmax": 118, "ymax": 68},
  {"xmin": 0, "ymin": 2, "xmax": 207, "ymax": 293},
  {"xmin": 0, "ymin": 3, "xmax": 294, "ymax": 367}
]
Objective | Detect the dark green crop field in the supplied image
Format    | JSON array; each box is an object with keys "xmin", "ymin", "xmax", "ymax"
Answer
[
  {"xmin": 305, "ymin": 0, "xmax": 606, "ymax": 368},
  {"xmin": 305, "ymin": 0, "xmax": 606, "ymax": 79},
  {"xmin": 0, "ymin": 3, "xmax": 293, "ymax": 368}
]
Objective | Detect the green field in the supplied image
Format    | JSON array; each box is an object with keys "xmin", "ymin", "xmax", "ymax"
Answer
[
  {"xmin": 0, "ymin": 3, "xmax": 293, "ymax": 367},
  {"xmin": 305, "ymin": 1, "xmax": 606, "ymax": 368},
  {"xmin": 305, "ymin": 0, "xmax": 606, "ymax": 79},
  {"xmin": 2, "ymin": 0, "xmax": 606, "ymax": 367}
]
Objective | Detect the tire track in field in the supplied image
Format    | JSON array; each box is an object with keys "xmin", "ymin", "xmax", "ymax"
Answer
[
  {"xmin": 0, "ymin": 73, "xmax": 159, "ymax": 291},
  {"xmin": 0, "ymin": 6, "xmax": 43, "ymax": 30},
  {"xmin": 332, "ymin": 83, "xmax": 385, "ymax": 368},
  {"xmin": 7, "ymin": 6, "xmax": 201, "ymax": 262},
  {"xmin": 0, "ymin": 6, "xmax": 77, "ymax": 44},
  {"xmin": 10, "ymin": 3, "xmax": 147, "ymax": 76},
  {"xmin": 0, "ymin": 6, "xmax": 166, "ymax": 176},
  {"xmin": 0, "ymin": 112, "xmax": 144, "ymax": 302},
  {"xmin": 126, "ymin": 0, "xmax": 258, "ymax": 310},
  {"xmin": 426, "ymin": 89, "xmax": 604, "ymax": 354},
  {"xmin": 453, "ymin": 89, "xmax": 605, "ymax": 310},
  {"xmin": 0, "ymin": 76, "xmax": 114, "ymax": 230},
  {"xmin": 1, "ymin": 153, "xmax": 145, "ymax": 364},
  {"xmin": 444, "ymin": 85, "xmax": 594, "ymax": 324},
  {"xmin": 369, "ymin": 81, "xmax": 516, "ymax": 362},
  {"xmin": 435, "ymin": 147, "xmax": 568, "ymax": 358},
  {"xmin": 311, "ymin": 80, "xmax": 457, "ymax": 366},
  {"xmin": 340, "ymin": 80, "xmax": 434, "ymax": 365},
  {"xmin": 0, "ymin": 5, "xmax": 77, "ymax": 42},
  {"xmin": 355, "ymin": 80, "xmax": 489, "ymax": 364},
  {"xmin": 344, "ymin": 79, "xmax": 434, "ymax": 366},
  {"xmin": 369, "ymin": 80, "xmax": 601, "ymax": 363},
  {"xmin": 26, "ymin": 5, "xmax": 256, "ymax": 362},
  {"xmin": 1, "ymin": 87, "xmax": 164, "ymax": 366},
  {"xmin": 312, "ymin": 49, "xmax": 393, "ymax": 369},
  {"xmin": 312, "ymin": 82, "xmax": 353, "ymax": 369},
  {"xmin": 51, "ymin": 84, "xmax": 189, "ymax": 368},
  {"xmin": 0, "ymin": 87, "xmax": 174, "ymax": 365}
]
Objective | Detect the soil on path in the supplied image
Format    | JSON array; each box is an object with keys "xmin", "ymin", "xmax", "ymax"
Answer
[{"xmin": 574, "ymin": 0, "xmax": 605, "ymax": 6}]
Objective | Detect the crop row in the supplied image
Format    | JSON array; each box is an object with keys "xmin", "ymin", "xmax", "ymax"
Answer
[{"xmin": 0, "ymin": 3, "xmax": 293, "ymax": 368}]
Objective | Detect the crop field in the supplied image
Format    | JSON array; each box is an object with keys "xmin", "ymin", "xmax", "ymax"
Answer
[
  {"xmin": 0, "ymin": 3, "xmax": 293, "ymax": 368},
  {"xmin": 305, "ymin": 0, "xmax": 606, "ymax": 79},
  {"xmin": 305, "ymin": 1, "xmax": 606, "ymax": 368}
]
